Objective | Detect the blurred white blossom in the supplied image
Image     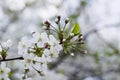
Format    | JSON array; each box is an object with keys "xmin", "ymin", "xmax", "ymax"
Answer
[{"xmin": 0, "ymin": 62, "xmax": 11, "ymax": 80}]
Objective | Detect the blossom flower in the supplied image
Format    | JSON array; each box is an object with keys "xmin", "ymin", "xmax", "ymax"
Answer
[
  {"xmin": 23, "ymin": 53, "xmax": 36, "ymax": 69},
  {"xmin": 36, "ymin": 32, "xmax": 49, "ymax": 48},
  {"xmin": 18, "ymin": 31, "xmax": 63, "ymax": 75},
  {"xmin": 48, "ymin": 35, "xmax": 59, "ymax": 46},
  {"xmin": 0, "ymin": 62, "xmax": 11, "ymax": 80},
  {"xmin": 40, "ymin": 32, "xmax": 49, "ymax": 44},
  {"xmin": 2, "ymin": 39, "xmax": 13, "ymax": 48},
  {"xmin": 1, "ymin": 39, "xmax": 12, "ymax": 48},
  {"xmin": 18, "ymin": 41, "xmax": 28, "ymax": 55},
  {"xmin": 0, "ymin": 40, "xmax": 13, "ymax": 60},
  {"xmin": 18, "ymin": 37, "xmax": 32, "ymax": 55},
  {"xmin": 43, "ymin": 49, "xmax": 51, "ymax": 57},
  {"xmin": 49, "ymin": 35, "xmax": 63, "ymax": 51},
  {"xmin": 31, "ymin": 32, "xmax": 41, "ymax": 43},
  {"xmin": 6, "ymin": 39, "xmax": 13, "ymax": 47}
]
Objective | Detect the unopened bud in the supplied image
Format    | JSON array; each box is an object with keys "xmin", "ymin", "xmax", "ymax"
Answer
[
  {"xmin": 55, "ymin": 16, "xmax": 61, "ymax": 24},
  {"xmin": 43, "ymin": 21, "xmax": 50, "ymax": 29},
  {"xmin": 43, "ymin": 26, "xmax": 49, "ymax": 30},
  {"xmin": 78, "ymin": 38, "xmax": 83, "ymax": 42},
  {"xmin": 55, "ymin": 18, "xmax": 59, "ymax": 24},
  {"xmin": 80, "ymin": 50, "xmax": 87, "ymax": 54},
  {"xmin": 70, "ymin": 33, "xmax": 74, "ymax": 36},
  {"xmin": 80, "ymin": 40, "xmax": 84, "ymax": 44},
  {"xmin": 61, "ymin": 28, "xmax": 63, "ymax": 31},
  {"xmin": 70, "ymin": 53, "xmax": 74, "ymax": 56},
  {"xmin": 65, "ymin": 18, "xmax": 69, "ymax": 24},
  {"xmin": 57, "ymin": 16, "xmax": 61, "ymax": 21},
  {"xmin": 78, "ymin": 34, "xmax": 83, "ymax": 38},
  {"xmin": 38, "ymin": 71, "xmax": 44, "ymax": 76},
  {"xmin": 63, "ymin": 39, "xmax": 66, "ymax": 42},
  {"xmin": 44, "ymin": 20, "xmax": 50, "ymax": 25}
]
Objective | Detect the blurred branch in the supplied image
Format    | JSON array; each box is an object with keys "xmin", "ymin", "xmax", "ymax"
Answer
[
  {"xmin": 83, "ymin": 29, "xmax": 98, "ymax": 41},
  {"xmin": 83, "ymin": 27, "xmax": 119, "ymax": 52}
]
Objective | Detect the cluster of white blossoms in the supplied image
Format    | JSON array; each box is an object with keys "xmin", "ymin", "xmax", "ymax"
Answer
[
  {"xmin": 0, "ymin": 39, "xmax": 13, "ymax": 60},
  {"xmin": 18, "ymin": 32, "xmax": 63, "ymax": 77},
  {"xmin": 0, "ymin": 62, "xmax": 11, "ymax": 80},
  {"xmin": 0, "ymin": 40, "xmax": 12, "ymax": 80}
]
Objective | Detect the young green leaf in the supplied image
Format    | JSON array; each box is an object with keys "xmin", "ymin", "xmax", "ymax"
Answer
[{"xmin": 70, "ymin": 23, "xmax": 80, "ymax": 35}]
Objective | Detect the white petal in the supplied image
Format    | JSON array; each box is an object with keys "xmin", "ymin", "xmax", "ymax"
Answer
[
  {"xmin": 4, "ymin": 68, "xmax": 11, "ymax": 73},
  {"xmin": 21, "ymin": 37, "xmax": 32, "ymax": 47},
  {"xmin": 2, "ymin": 75, "xmax": 10, "ymax": 80},
  {"xmin": 40, "ymin": 32, "xmax": 49, "ymax": 43},
  {"xmin": 32, "ymin": 32, "xmax": 40, "ymax": 39},
  {"xmin": 50, "ymin": 46, "xmax": 59, "ymax": 58},
  {"xmin": 6, "ymin": 39, "xmax": 12, "ymax": 47},
  {"xmin": 49, "ymin": 35, "xmax": 59, "ymax": 45},
  {"xmin": 37, "ymin": 42, "xmax": 44, "ymax": 48},
  {"xmin": 55, "ymin": 44, "xmax": 63, "ymax": 51},
  {"xmin": 43, "ymin": 49, "xmax": 50, "ymax": 56},
  {"xmin": 2, "ymin": 42, "xmax": 7, "ymax": 48},
  {"xmin": 1, "ymin": 62, "xmax": 6, "ymax": 69}
]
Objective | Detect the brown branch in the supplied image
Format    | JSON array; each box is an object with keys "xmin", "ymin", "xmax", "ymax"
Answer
[{"xmin": 0, "ymin": 57, "xmax": 24, "ymax": 62}]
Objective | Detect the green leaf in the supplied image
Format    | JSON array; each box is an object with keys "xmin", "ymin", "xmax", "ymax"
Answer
[
  {"xmin": 93, "ymin": 52, "xmax": 99, "ymax": 63},
  {"xmin": 70, "ymin": 23, "xmax": 80, "ymax": 35},
  {"xmin": 58, "ymin": 69, "xmax": 65, "ymax": 74},
  {"xmin": 8, "ymin": 71, "xmax": 13, "ymax": 78}
]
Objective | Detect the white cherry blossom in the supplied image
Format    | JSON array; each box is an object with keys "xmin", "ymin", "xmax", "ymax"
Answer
[
  {"xmin": 23, "ymin": 53, "xmax": 36, "ymax": 69},
  {"xmin": 2, "ymin": 39, "xmax": 13, "ymax": 48},
  {"xmin": 32, "ymin": 32, "xmax": 40, "ymax": 43},
  {"xmin": 37, "ymin": 41, "xmax": 44, "ymax": 48},
  {"xmin": 40, "ymin": 32, "xmax": 49, "ymax": 43},
  {"xmin": 48, "ymin": 35, "xmax": 59, "ymax": 46},
  {"xmin": 18, "ymin": 37, "xmax": 33, "ymax": 55},
  {"xmin": 0, "ymin": 62, "xmax": 11, "ymax": 80},
  {"xmin": 18, "ymin": 31, "xmax": 63, "ymax": 75},
  {"xmin": 18, "ymin": 41, "xmax": 28, "ymax": 55},
  {"xmin": 6, "ymin": 39, "xmax": 12, "ymax": 47}
]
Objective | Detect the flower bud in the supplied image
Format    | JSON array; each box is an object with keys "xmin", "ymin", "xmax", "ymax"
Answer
[
  {"xmin": 80, "ymin": 40, "xmax": 84, "ymax": 44},
  {"xmin": 63, "ymin": 39, "xmax": 66, "ymax": 42},
  {"xmin": 57, "ymin": 16, "xmax": 61, "ymax": 21},
  {"xmin": 43, "ymin": 21, "xmax": 50, "ymax": 29},
  {"xmin": 80, "ymin": 50, "xmax": 87, "ymax": 54},
  {"xmin": 65, "ymin": 18, "xmax": 69, "ymax": 24},
  {"xmin": 55, "ymin": 18, "xmax": 59, "ymax": 24},
  {"xmin": 70, "ymin": 53, "xmax": 74, "ymax": 56},
  {"xmin": 78, "ymin": 33, "xmax": 83, "ymax": 38},
  {"xmin": 70, "ymin": 33, "xmax": 74, "ymax": 36},
  {"xmin": 55, "ymin": 16, "xmax": 61, "ymax": 24}
]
